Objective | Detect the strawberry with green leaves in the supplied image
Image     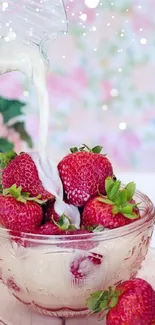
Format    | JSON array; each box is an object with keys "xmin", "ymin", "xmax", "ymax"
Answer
[
  {"xmin": 0, "ymin": 184, "xmax": 44, "ymax": 233},
  {"xmin": 82, "ymin": 177, "xmax": 140, "ymax": 229},
  {"xmin": 0, "ymin": 151, "xmax": 53, "ymax": 200},
  {"xmin": 87, "ymin": 278, "xmax": 155, "ymax": 325},
  {"xmin": 58, "ymin": 144, "xmax": 113, "ymax": 207}
]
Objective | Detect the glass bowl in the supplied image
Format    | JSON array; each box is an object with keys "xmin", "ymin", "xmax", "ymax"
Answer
[{"xmin": 0, "ymin": 189, "xmax": 154, "ymax": 318}]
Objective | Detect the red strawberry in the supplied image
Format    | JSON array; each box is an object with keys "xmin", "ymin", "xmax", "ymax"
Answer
[
  {"xmin": 44, "ymin": 200, "xmax": 59, "ymax": 223},
  {"xmin": 36, "ymin": 222, "xmax": 64, "ymax": 235},
  {"xmin": 82, "ymin": 177, "xmax": 140, "ymax": 229},
  {"xmin": 87, "ymin": 278, "xmax": 155, "ymax": 325},
  {"xmin": 58, "ymin": 144, "xmax": 113, "ymax": 207},
  {"xmin": 7, "ymin": 278, "xmax": 20, "ymax": 292},
  {"xmin": 0, "ymin": 151, "xmax": 53, "ymax": 200},
  {"xmin": 70, "ymin": 252, "xmax": 103, "ymax": 280},
  {"xmin": 0, "ymin": 185, "xmax": 43, "ymax": 233}
]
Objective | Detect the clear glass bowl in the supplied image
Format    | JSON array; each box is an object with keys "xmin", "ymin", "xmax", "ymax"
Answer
[{"xmin": 0, "ymin": 189, "xmax": 154, "ymax": 318}]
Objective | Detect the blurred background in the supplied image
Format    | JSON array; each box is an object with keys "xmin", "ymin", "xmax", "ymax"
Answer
[{"xmin": 0, "ymin": 0, "xmax": 155, "ymax": 172}]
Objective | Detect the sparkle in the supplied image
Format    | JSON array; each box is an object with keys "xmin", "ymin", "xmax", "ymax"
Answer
[
  {"xmin": 72, "ymin": 13, "xmax": 75, "ymax": 16},
  {"xmin": 126, "ymin": 8, "xmax": 129, "ymax": 12},
  {"xmin": 107, "ymin": 23, "xmax": 111, "ymax": 27},
  {"xmin": 138, "ymin": 5, "xmax": 142, "ymax": 9},
  {"xmin": 118, "ymin": 68, "xmax": 122, "ymax": 72},
  {"xmin": 102, "ymin": 105, "xmax": 108, "ymax": 111},
  {"xmin": 62, "ymin": 55, "xmax": 66, "ymax": 59},
  {"xmin": 80, "ymin": 13, "xmax": 87, "ymax": 21},
  {"xmin": 85, "ymin": 0, "xmax": 100, "ymax": 8},
  {"xmin": 140, "ymin": 38, "xmax": 147, "ymax": 45},
  {"xmin": 110, "ymin": 89, "xmax": 119, "ymax": 97},
  {"xmin": 83, "ymin": 32, "xmax": 86, "ymax": 36},
  {"xmin": 2, "ymin": 2, "xmax": 8, "ymax": 11},
  {"xmin": 111, "ymin": 2, "xmax": 114, "ymax": 6},
  {"xmin": 112, "ymin": 15, "xmax": 115, "ymax": 19},
  {"xmin": 94, "ymin": 48, "xmax": 97, "ymax": 51},
  {"xmin": 92, "ymin": 26, "xmax": 97, "ymax": 31},
  {"xmin": 36, "ymin": 8, "xmax": 40, "ymax": 12},
  {"xmin": 140, "ymin": 28, "xmax": 143, "ymax": 32},
  {"xmin": 119, "ymin": 122, "xmax": 127, "ymax": 130},
  {"xmin": 120, "ymin": 33, "xmax": 124, "ymax": 37},
  {"xmin": 23, "ymin": 91, "xmax": 29, "ymax": 97}
]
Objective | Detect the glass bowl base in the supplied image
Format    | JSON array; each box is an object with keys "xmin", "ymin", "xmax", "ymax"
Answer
[{"xmin": 0, "ymin": 246, "xmax": 155, "ymax": 325}]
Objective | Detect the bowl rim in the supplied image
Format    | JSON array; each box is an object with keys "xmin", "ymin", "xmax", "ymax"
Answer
[{"xmin": 0, "ymin": 187, "xmax": 154, "ymax": 244}]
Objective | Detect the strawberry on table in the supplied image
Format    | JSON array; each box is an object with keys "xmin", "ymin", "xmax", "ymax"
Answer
[
  {"xmin": 87, "ymin": 278, "xmax": 155, "ymax": 325},
  {"xmin": 0, "ymin": 184, "xmax": 44, "ymax": 233},
  {"xmin": 58, "ymin": 144, "xmax": 113, "ymax": 207},
  {"xmin": 82, "ymin": 177, "xmax": 140, "ymax": 229},
  {"xmin": 0, "ymin": 151, "xmax": 53, "ymax": 200}
]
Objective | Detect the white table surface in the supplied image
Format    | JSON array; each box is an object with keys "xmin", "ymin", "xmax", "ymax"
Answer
[{"xmin": 118, "ymin": 172, "xmax": 155, "ymax": 248}]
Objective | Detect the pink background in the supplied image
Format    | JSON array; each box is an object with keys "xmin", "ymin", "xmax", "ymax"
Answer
[{"xmin": 0, "ymin": 0, "xmax": 155, "ymax": 171}]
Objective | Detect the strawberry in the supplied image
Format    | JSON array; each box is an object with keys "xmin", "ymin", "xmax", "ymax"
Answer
[
  {"xmin": 82, "ymin": 177, "xmax": 140, "ymax": 229},
  {"xmin": 36, "ymin": 222, "xmax": 64, "ymax": 235},
  {"xmin": 0, "ymin": 151, "xmax": 53, "ymax": 200},
  {"xmin": 70, "ymin": 252, "xmax": 103, "ymax": 280},
  {"xmin": 0, "ymin": 184, "xmax": 43, "ymax": 233},
  {"xmin": 7, "ymin": 278, "xmax": 20, "ymax": 292},
  {"xmin": 58, "ymin": 144, "xmax": 113, "ymax": 207},
  {"xmin": 44, "ymin": 200, "xmax": 59, "ymax": 223},
  {"xmin": 87, "ymin": 278, "xmax": 155, "ymax": 325}
]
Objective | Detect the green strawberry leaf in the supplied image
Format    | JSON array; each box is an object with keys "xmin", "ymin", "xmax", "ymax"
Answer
[
  {"xmin": 120, "ymin": 204, "xmax": 135, "ymax": 214},
  {"xmin": 87, "ymin": 291, "xmax": 105, "ymax": 313},
  {"xmin": 109, "ymin": 291, "xmax": 120, "ymax": 308},
  {"xmin": 11, "ymin": 122, "xmax": 33, "ymax": 148},
  {"xmin": 70, "ymin": 144, "xmax": 103, "ymax": 154},
  {"xmin": 53, "ymin": 214, "xmax": 76, "ymax": 231},
  {"xmin": 93, "ymin": 225, "xmax": 105, "ymax": 232},
  {"xmin": 0, "ymin": 150, "xmax": 17, "ymax": 168},
  {"xmin": 87, "ymin": 288, "xmax": 120, "ymax": 314},
  {"xmin": 58, "ymin": 214, "xmax": 71, "ymax": 230},
  {"xmin": 105, "ymin": 177, "xmax": 114, "ymax": 194},
  {"xmin": 114, "ymin": 189, "xmax": 127, "ymax": 206},
  {"xmin": 0, "ymin": 97, "xmax": 25, "ymax": 123},
  {"xmin": 108, "ymin": 180, "xmax": 121, "ymax": 200},
  {"xmin": 124, "ymin": 182, "xmax": 136, "ymax": 201},
  {"xmin": 70, "ymin": 147, "xmax": 78, "ymax": 153},
  {"xmin": 0, "ymin": 138, "xmax": 14, "ymax": 153},
  {"xmin": 97, "ymin": 197, "xmax": 114, "ymax": 205},
  {"xmin": 123, "ymin": 213, "xmax": 139, "ymax": 220},
  {"xmin": 3, "ymin": 184, "xmax": 22, "ymax": 198},
  {"xmin": 112, "ymin": 205, "xmax": 120, "ymax": 214},
  {"xmin": 92, "ymin": 145, "xmax": 103, "ymax": 154},
  {"xmin": 3, "ymin": 184, "xmax": 46, "ymax": 204}
]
